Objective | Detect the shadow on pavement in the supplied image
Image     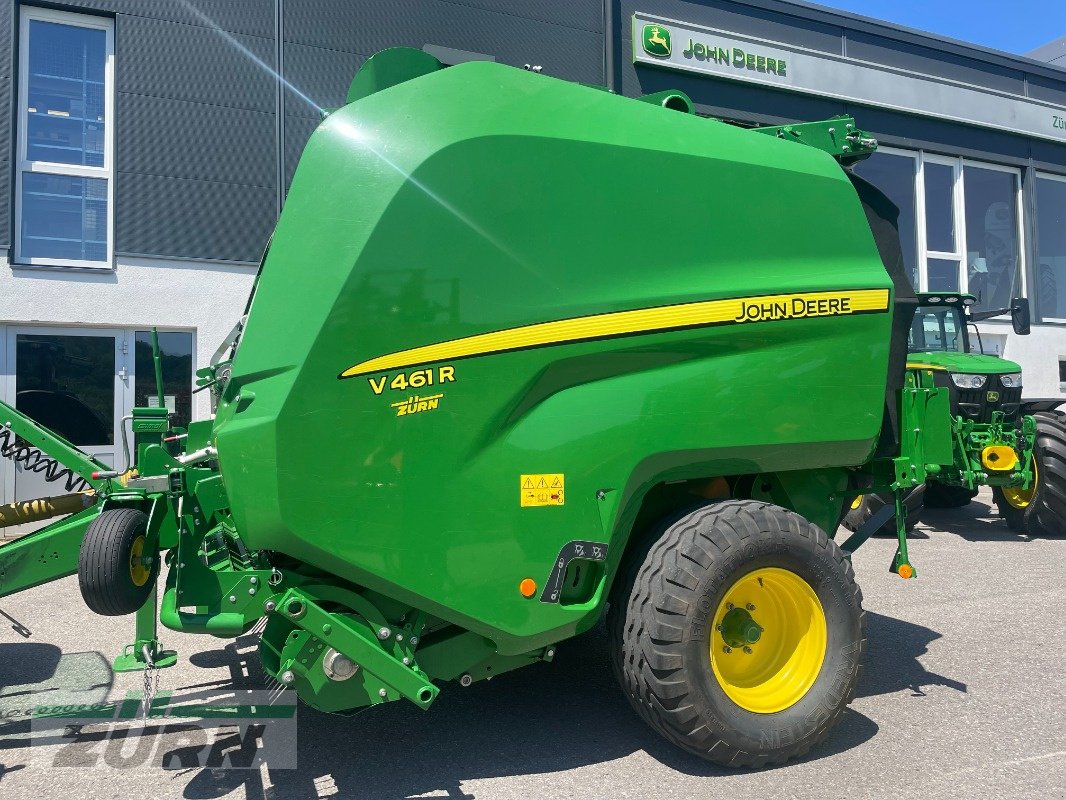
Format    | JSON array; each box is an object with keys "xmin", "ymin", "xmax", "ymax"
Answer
[
  {"xmin": 176, "ymin": 610, "xmax": 957, "ymax": 799},
  {"xmin": 919, "ymin": 499, "xmax": 1032, "ymax": 543},
  {"xmin": 860, "ymin": 612, "xmax": 967, "ymax": 698},
  {"xmin": 0, "ymin": 608, "xmax": 964, "ymax": 798}
]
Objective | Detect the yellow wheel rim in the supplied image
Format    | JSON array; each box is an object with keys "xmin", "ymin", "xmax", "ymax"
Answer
[
  {"xmin": 1002, "ymin": 460, "xmax": 1038, "ymax": 510},
  {"xmin": 710, "ymin": 567, "xmax": 827, "ymax": 714},
  {"xmin": 129, "ymin": 534, "xmax": 151, "ymax": 587}
]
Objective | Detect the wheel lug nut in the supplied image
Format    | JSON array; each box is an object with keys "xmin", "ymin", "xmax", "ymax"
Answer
[
  {"xmin": 715, "ymin": 624, "xmax": 722, "ymax": 632},
  {"xmin": 723, "ymin": 646, "xmax": 732, "ymax": 654},
  {"xmin": 746, "ymin": 603, "xmax": 756, "ymax": 611},
  {"xmin": 743, "ymin": 646, "xmax": 753, "ymax": 654},
  {"xmin": 726, "ymin": 602, "xmax": 734, "ymax": 610}
]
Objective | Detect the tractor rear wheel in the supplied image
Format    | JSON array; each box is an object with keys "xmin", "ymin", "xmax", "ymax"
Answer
[
  {"xmin": 842, "ymin": 485, "xmax": 924, "ymax": 535},
  {"xmin": 608, "ymin": 500, "xmax": 864, "ymax": 768},
  {"xmin": 923, "ymin": 481, "xmax": 977, "ymax": 509},
  {"xmin": 78, "ymin": 508, "xmax": 157, "ymax": 616},
  {"xmin": 994, "ymin": 411, "xmax": 1066, "ymax": 536}
]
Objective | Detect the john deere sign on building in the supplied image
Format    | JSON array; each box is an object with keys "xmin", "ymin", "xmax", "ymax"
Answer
[
  {"xmin": 641, "ymin": 23, "xmax": 671, "ymax": 57},
  {"xmin": 640, "ymin": 20, "xmax": 788, "ymax": 77},
  {"xmin": 632, "ymin": 13, "xmax": 1066, "ymax": 144}
]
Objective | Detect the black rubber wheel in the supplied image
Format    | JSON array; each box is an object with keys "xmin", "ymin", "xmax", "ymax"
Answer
[
  {"xmin": 996, "ymin": 411, "xmax": 1066, "ymax": 536},
  {"xmin": 608, "ymin": 500, "xmax": 865, "ymax": 768},
  {"xmin": 923, "ymin": 481, "xmax": 977, "ymax": 509},
  {"xmin": 78, "ymin": 508, "xmax": 157, "ymax": 616},
  {"xmin": 991, "ymin": 486, "xmax": 1027, "ymax": 533},
  {"xmin": 842, "ymin": 485, "xmax": 925, "ymax": 535}
]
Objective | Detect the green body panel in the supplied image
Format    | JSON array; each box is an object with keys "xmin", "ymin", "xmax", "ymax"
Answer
[
  {"xmin": 908, "ymin": 351, "xmax": 1021, "ymax": 374},
  {"xmin": 213, "ymin": 59, "xmax": 894, "ymax": 653},
  {"xmin": 0, "ymin": 505, "xmax": 97, "ymax": 597}
]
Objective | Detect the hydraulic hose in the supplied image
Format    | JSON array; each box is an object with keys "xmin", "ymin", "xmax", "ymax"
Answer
[{"xmin": 0, "ymin": 422, "xmax": 91, "ymax": 492}]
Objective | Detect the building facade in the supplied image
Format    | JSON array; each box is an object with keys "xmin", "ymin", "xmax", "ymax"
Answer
[{"xmin": 1, "ymin": 0, "xmax": 1064, "ymax": 506}]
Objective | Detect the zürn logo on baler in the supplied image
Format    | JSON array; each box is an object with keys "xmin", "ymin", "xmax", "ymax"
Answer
[{"xmin": 642, "ymin": 25, "xmax": 671, "ymax": 57}]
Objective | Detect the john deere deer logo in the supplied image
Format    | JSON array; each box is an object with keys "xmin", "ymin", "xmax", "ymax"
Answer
[
  {"xmin": 642, "ymin": 25, "xmax": 671, "ymax": 57},
  {"xmin": 987, "ymin": 390, "xmax": 1000, "ymax": 403}
]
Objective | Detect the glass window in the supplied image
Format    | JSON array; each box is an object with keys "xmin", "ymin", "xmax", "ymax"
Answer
[
  {"xmin": 908, "ymin": 307, "xmax": 964, "ymax": 353},
  {"xmin": 15, "ymin": 333, "xmax": 114, "ymax": 446},
  {"xmin": 964, "ymin": 166, "xmax": 1020, "ymax": 313},
  {"xmin": 1036, "ymin": 174, "xmax": 1066, "ymax": 322},
  {"xmin": 853, "ymin": 151, "xmax": 918, "ymax": 288},
  {"xmin": 16, "ymin": 9, "xmax": 112, "ymax": 268},
  {"xmin": 135, "ymin": 332, "xmax": 195, "ymax": 430},
  {"xmin": 927, "ymin": 258, "xmax": 960, "ymax": 292},
  {"xmin": 20, "ymin": 173, "xmax": 107, "ymax": 261},
  {"xmin": 25, "ymin": 20, "xmax": 106, "ymax": 167},
  {"xmin": 924, "ymin": 162, "xmax": 956, "ymax": 253}
]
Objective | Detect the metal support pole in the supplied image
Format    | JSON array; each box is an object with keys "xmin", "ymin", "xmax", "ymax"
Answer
[
  {"xmin": 113, "ymin": 581, "xmax": 177, "ymax": 672},
  {"xmin": 150, "ymin": 328, "xmax": 165, "ymax": 410}
]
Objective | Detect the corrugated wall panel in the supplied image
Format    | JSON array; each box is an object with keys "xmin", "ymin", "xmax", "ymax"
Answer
[
  {"xmin": 115, "ymin": 171, "xmax": 274, "ymax": 261},
  {"xmin": 283, "ymin": 0, "xmax": 603, "ymax": 84},
  {"xmin": 116, "ymin": 92, "xmax": 274, "ymax": 188},
  {"xmin": 113, "ymin": 11, "xmax": 277, "ymax": 261},
  {"xmin": 0, "ymin": 2, "xmax": 12, "ymax": 249},
  {"xmin": 279, "ymin": 0, "xmax": 604, "ymax": 202},
  {"xmin": 115, "ymin": 14, "xmax": 275, "ymax": 112},
  {"xmin": 71, "ymin": 0, "xmax": 275, "ymax": 40}
]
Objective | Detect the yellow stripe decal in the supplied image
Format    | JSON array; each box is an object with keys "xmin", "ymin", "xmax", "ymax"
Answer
[
  {"xmin": 341, "ymin": 288, "xmax": 891, "ymax": 378},
  {"xmin": 906, "ymin": 362, "xmax": 947, "ymax": 371}
]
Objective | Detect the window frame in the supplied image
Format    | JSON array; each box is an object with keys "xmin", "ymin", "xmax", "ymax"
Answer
[
  {"xmin": 908, "ymin": 151, "xmax": 1025, "ymax": 302},
  {"xmin": 14, "ymin": 6, "xmax": 115, "ymax": 270},
  {"xmin": 1034, "ymin": 170, "xmax": 1066, "ymax": 325},
  {"xmin": 960, "ymin": 157, "xmax": 1027, "ymax": 305}
]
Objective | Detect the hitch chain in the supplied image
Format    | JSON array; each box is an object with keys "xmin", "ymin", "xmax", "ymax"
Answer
[{"xmin": 141, "ymin": 644, "xmax": 159, "ymax": 719}]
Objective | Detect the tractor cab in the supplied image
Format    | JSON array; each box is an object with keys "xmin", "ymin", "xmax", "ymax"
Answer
[{"xmin": 907, "ymin": 292, "xmax": 1028, "ymax": 424}]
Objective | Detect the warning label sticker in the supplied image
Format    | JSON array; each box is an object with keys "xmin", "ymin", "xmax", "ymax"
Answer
[{"xmin": 520, "ymin": 474, "xmax": 565, "ymax": 507}]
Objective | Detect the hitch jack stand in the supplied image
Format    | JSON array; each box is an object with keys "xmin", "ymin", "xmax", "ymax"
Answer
[
  {"xmin": 113, "ymin": 582, "xmax": 177, "ymax": 672},
  {"xmin": 889, "ymin": 490, "xmax": 916, "ymax": 579}
]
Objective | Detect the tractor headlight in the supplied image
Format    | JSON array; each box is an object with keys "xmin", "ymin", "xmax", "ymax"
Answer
[
  {"xmin": 950, "ymin": 373, "xmax": 987, "ymax": 389},
  {"xmin": 1000, "ymin": 373, "xmax": 1023, "ymax": 388}
]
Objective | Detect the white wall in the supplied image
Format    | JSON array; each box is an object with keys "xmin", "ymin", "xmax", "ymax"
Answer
[
  {"xmin": 0, "ymin": 254, "xmax": 256, "ymax": 419},
  {"xmin": 977, "ymin": 320, "xmax": 1066, "ymax": 398}
]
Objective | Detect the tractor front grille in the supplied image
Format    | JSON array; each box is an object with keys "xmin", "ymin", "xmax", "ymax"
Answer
[{"xmin": 955, "ymin": 384, "xmax": 1022, "ymax": 423}]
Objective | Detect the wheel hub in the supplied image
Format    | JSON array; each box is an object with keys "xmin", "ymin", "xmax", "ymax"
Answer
[
  {"xmin": 719, "ymin": 607, "xmax": 763, "ymax": 649},
  {"xmin": 1003, "ymin": 460, "xmax": 1038, "ymax": 510},
  {"xmin": 710, "ymin": 567, "xmax": 827, "ymax": 714},
  {"xmin": 129, "ymin": 534, "xmax": 151, "ymax": 587}
]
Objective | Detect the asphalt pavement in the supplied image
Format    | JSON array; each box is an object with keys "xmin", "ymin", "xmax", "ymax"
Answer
[{"xmin": 0, "ymin": 488, "xmax": 1063, "ymax": 800}]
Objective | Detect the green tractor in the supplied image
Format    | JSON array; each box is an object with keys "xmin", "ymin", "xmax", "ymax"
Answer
[
  {"xmin": 845, "ymin": 291, "xmax": 1065, "ymax": 536},
  {"xmin": 0, "ymin": 48, "xmax": 1063, "ymax": 770}
]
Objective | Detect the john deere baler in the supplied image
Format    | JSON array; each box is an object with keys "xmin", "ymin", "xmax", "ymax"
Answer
[{"xmin": 3, "ymin": 47, "xmax": 1057, "ymax": 768}]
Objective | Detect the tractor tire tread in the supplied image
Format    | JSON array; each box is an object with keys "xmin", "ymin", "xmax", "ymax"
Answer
[{"xmin": 1027, "ymin": 411, "xmax": 1066, "ymax": 536}]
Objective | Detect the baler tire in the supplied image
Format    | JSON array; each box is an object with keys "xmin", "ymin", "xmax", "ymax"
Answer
[
  {"xmin": 78, "ymin": 508, "xmax": 157, "ymax": 616},
  {"xmin": 923, "ymin": 481, "xmax": 977, "ymax": 509},
  {"xmin": 1021, "ymin": 411, "xmax": 1066, "ymax": 536},
  {"xmin": 841, "ymin": 485, "xmax": 925, "ymax": 535},
  {"xmin": 608, "ymin": 500, "xmax": 865, "ymax": 768}
]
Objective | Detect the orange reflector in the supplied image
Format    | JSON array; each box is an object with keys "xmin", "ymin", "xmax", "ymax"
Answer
[
  {"xmin": 897, "ymin": 564, "xmax": 914, "ymax": 580},
  {"xmin": 519, "ymin": 578, "xmax": 537, "ymax": 598}
]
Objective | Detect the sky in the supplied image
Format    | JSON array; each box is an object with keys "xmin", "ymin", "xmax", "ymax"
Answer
[{"xmin": 810, "ymin": 0, "xmax": 1065, "ymax": 56}]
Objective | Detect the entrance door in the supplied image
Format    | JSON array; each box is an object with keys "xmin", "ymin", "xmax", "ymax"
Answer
[{"xmin": 3, "ymin": 327, "xmax": 126, "ymax": 510}]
